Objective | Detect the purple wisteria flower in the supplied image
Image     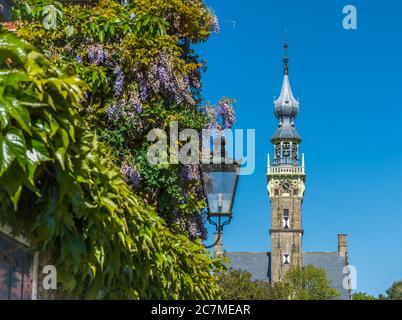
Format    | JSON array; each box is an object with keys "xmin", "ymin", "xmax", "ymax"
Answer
[
  {"xmin": 180, "ymin": 164, "xmax": 200, "ymax": 182},
  {"xmin": 87, "ymin": 44, "xmax": 108, "ymax": 65},
  {"xmin": 129, "ymin": 13, "xmax": 136, "ymax": 20},
  {"xmin": 133, "ymin": 65, "xmax": 150, "ymax": 101},
  {"xmin": 173, "ymin": 214, "xmax": 207, "ymax": 240},
  {"xmin": 205, "ymin": 103, "xmax": 218, "ymax": 131},
  {"xmin": 209, "ymin": 9, "xmax": 220, "ymax": 33},
  {"xmin": 106, "ymin": 104, "xmax": 119, "ymax": 121},
  {"xmin": 148, "ymin": 52, "xmax": 194, "ymax": 105},
  {"xmin": 114, "ymin": 65, "xmax": 125, "ymax": 97},
  {"xmin": 75, "ymin": 54, "xmax": 83, "ymax": 63},
  {"xmin": 189, "ymin": 214, "xmax": 207, "ymax": 239},
  {"xmin": 120, "ymin": 161, "xmax": 141, "ymax": 188},
  {"xmin": 129, "ymin": 89, "xmax": 143, "ymax": 114},
  {"xmin": 216, "ymin": 99, "xmax": 236, "ymax": 129},
  {"xmin": 139, "ymin": 80, "xmax": 149, "ymax": 101}
]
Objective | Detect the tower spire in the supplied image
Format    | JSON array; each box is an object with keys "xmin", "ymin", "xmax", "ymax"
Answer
[
  {"xmin": 283, "ymin": 31, "xmax": 289, "ymax": 75},
  {"xmin": 272, "ymin": 34, "xmax": 301, "ymax": 156}
]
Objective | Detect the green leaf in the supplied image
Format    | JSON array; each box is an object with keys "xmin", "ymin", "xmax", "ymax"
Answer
[
  {"xmin": 0, "ymin": 165, "xmax": 27, "ymax": 210},
  {"xmin": 101, "ymin": 197, "xmax": 118, "ymax": 215},
  {"xmin": 55, "ymin": 147, "xmax": 66, "ymax": 170},
  {"xmin": 0, "ymin": 100, "xmax": 9, "ymax": 129},
  {"xmin": 0, "ymin": 33, "xmax": 33, "ymax": 66},
  {"xmin": 26, "ymin": 139, "xmax": 51, "ymax": 184},
  {"xmin": 89, "ymin": 21, "xmax": 97, "ymax": 33},
  {"xmin": 0, "ymin": 136, "xmax": 14, "ymax": 176},
  {"xmin": 24, "ymin": 2, "xmax": 32, "ymax": 15},
  {"xmin": 8, "ymin": 99, "xmax": 32, "ymax": 135},
  {"xmin": 98, "ymin": 30, "xmax": 105, "ymax": 43},
  {"xmin": 5, "ymin": 128, "xmax": 28, "ymax": 171},
  {"xmin": 3, "ymin": 71, "xmax": 31, "ymax": 90}
]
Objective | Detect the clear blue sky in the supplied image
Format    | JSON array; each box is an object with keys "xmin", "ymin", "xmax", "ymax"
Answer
[{"xmin": 197, "ymin": 0, "xmax": 402, "ymax": 296}]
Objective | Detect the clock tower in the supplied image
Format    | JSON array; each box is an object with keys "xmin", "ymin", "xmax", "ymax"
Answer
[{"xmin": 267, "ymin": 41, "xmax": 306, "ymax": 282}]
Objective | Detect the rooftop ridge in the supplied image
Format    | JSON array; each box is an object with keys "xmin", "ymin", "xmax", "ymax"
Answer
[
  {"xmin": 303, "ymin": 251, "xmax": 338, "ymax": 254},
  {"xmin": 225, "ymin": 252, "xmax": 269, "ymax": 255}
]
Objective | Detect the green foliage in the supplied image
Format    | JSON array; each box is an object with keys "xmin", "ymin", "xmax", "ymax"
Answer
[
  {"xmin": 218, "ymin": 265, "xmax": 340, "ymax": 300},
  {"xmin": 271, "ymin": 265, "xmax": 340, "ymax": 300},
  {"xmin": 0, "ymin": 31, "xmax": 223, "ymax": 299},
  {"xmin": 385, "ymin": 281, "xmax": 402, "ymax": 300},
  {"xmin": 13, "ymin": 0, "xmax": 218, "ymax": 239},
  {"xmin": 217, "ymin": 269, "xmax": 271, "ymax": 300},
  {"xmin": 352, "ymin": 292, "xmax": 377, "ymax": 300}
]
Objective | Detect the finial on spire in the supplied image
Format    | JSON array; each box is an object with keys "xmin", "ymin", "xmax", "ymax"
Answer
[{"xmin": 283, "ymin": 31, "xmax": 289, "ymax": 75}]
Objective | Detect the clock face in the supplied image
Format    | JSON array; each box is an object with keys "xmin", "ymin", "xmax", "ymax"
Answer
[{"xmin": 280, "ymin": 179, "xmax": 291, "ymax": 191}]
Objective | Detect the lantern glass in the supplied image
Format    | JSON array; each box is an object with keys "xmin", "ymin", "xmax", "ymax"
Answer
[{"xmin": 202, "ymin": 164, "xmax": 239, "ymax": 216}]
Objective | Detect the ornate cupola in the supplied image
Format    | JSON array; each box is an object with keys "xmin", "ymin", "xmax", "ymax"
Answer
[{"xmin": 271, "ymin": 41, "xmax": 302, "ymax": 166}]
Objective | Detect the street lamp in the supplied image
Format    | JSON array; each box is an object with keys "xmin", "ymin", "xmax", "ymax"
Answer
[{"xmin": 201, "ymin": 138, "xmax": 240, "ymax": 255}]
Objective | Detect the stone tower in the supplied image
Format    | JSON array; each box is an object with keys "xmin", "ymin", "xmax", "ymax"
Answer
[{"xmin": 267, "ymin": 42, "xmax": 306, "ymax": 282}]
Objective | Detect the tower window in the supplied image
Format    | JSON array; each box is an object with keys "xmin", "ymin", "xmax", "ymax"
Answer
[
  {"xmin": 283, "ymin": 253, "xmax": 290, "ymax": 265},
  {"xmin": 283, "ymin": 209, "xmax": 290, "ymax": 229},
  {"xmin": 274, "ymin": 145, "xmax": 281, "ymax": 159},
  {"xmin": 282, "ymin": 142, "xmax": 290, "ymax": 158},
  {"xmin": 291, "ymin": 143, "xmax": 298, "ymax": 160}
]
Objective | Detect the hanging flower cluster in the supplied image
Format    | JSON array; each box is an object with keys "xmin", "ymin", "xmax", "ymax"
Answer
[
  {"xmin": 120, "ymin": 160, "xmax": 142, "ymax": 188},
  {"xmin": 174, "ymin": 212, "xmax": 207, "ymax": 240},
  {"xmin": 87, "ymin": 43, "xmax": 108, "ymax": 65},
  {"xmin": 216, "ymin": 98, "xmax": 236, "ymax": 129},
  {"xmin": 106, "ymin": 91, "xmax": 144, "ymax": 124},
  {"xmin": 205, "ymin": 98, "xmax": 236, "ymax": 131},
  {"xmin": 180, "ymin": 164, "xmax": 200, "ymax": 182},
  {"xmin": 133, "ymin": 66, "xmax": 150, "ymax": 102},
  {"xmin": 127, "ymin": 88, "xmax": 143, "ymax": 114},
  {"xmin": 106, "ymin": 103, "xmax": 119, "ymax": 121},
  {"xmin": 209, "ymin": 8, "xmax": 220, "ymax": 33},
  {"xmin": 148, "ymin": 52, "xmax": 195, "ymax": 105},
  {"xmin": 114, "ymin": 65, "xmax": 125, "ymax": 97}
]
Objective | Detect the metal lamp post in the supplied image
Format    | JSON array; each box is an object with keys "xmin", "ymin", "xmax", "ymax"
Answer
[{"xmin": 201, "ymin": 138, "xmax": 240, "ymax": 256}]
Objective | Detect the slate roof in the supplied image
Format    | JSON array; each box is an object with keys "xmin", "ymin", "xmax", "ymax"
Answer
[
  {"xmin": 225, "ymin": 252, "xmax": 271, "ymax": 282},
  {"xmin": 303, "ymin": 252, "xmax": 350, "ymax": 300},
  {"xmin": 225, "ymin": 251, "xmax": 350, "ymax": 300}
]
